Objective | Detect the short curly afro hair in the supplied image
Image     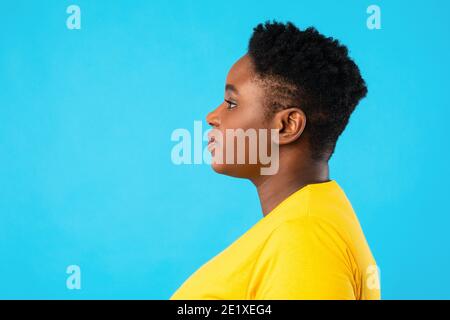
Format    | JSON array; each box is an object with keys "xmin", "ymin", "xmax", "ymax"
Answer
[{"xmin": 248, "ymin": 20, "xmax": 367, "ymax": 161}]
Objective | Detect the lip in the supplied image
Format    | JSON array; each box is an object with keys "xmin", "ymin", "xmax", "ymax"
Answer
[
  {"xmin": 207, "ymin": 134, "xmax": 215, "ymax": 145},
  {"xmin": 207, "ymin": 141, "xmax": 215, "ymax": 152},
  {"xmin": 207, "ymin": 134, "xmax": 216, "ymax": 152}
]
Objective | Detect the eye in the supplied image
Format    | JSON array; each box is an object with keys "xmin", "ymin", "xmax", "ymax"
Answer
[{"xmin": 224, "ymin": 99, "xmax": 237, "ymax": 110}]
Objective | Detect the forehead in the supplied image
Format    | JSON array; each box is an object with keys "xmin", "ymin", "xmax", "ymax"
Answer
[{"xmin": 226, "ymin": 55, "xmax": 256, "ymax": 87}]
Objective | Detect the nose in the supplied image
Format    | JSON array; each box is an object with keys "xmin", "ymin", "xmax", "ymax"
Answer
[{"xmin": 206, "ymin": 105, "xmax": 221, "ymax": 128}]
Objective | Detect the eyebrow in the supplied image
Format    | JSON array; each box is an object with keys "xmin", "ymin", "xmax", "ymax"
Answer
[{"xmin": 225, "ymin": 84, "xmax": 239, "ymax": 94}]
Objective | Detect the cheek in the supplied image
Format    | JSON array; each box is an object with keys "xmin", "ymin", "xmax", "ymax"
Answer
[
  {"xmin": 224, "ymin": 104, "xmax": 266, "ymax": 130},
  {"xmin": 215, "ymin": 113, "xmax": 272, "ymax": 166}
]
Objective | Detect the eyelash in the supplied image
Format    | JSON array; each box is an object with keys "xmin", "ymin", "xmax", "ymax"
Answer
[{"xmin": 224, "ymin": 99, "xmax": 237, "ymax": 110}]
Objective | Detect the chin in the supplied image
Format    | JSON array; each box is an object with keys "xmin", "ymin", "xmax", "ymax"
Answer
[
  {"xmin": 211, "ymin": 162, "xmax": 234, "ymax": 176},
  {"xmin": 210, "ymin": 162, "xmax": 256, "ymax": 179}
]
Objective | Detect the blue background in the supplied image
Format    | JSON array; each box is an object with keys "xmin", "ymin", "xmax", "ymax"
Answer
[{"xmin": 1, "ymin": 0, "xmax": 449, "ymax": 299}]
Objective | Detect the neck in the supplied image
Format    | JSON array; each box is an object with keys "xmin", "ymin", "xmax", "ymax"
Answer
[{"xmin": 251, "ymin": 154, "xmax": 330, "ymax": 217}]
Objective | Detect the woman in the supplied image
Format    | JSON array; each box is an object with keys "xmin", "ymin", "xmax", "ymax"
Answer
[{"xmin": 170, "ymin": 21, "xmax": 380, "ymax": 300}]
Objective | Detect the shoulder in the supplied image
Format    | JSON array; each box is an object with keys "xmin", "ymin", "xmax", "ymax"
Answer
[
  {"xmin": 250, "ymin": 216, "xmax": 359, "ymax": 299},
  {"xmin": 268, "ymin": 215, "xmax": 345, "ymax": 245},
  {"xmin": 261, "ymin": 216, "xmax": 353, "ymax": 267}
]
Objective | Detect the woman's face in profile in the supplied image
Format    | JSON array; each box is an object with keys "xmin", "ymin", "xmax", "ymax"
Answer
[{"xmin": 206, "ymin": 54, "xmax": 274, "ymax": 179}]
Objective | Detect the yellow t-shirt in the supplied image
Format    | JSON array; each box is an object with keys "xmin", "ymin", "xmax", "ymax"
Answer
[{"xmin": 170, "ymin": 180, "xmax": 381, "ymax": 300}]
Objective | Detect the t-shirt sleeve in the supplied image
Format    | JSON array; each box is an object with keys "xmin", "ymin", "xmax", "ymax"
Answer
[{"xmin": 249, "ymin": 216, "xmax": 358, "ymax": 300}]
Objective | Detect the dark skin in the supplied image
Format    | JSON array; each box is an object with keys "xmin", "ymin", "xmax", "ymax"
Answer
[{"xmin": 206, "ymin": 54, "xmax": 330, "ymax": 217}]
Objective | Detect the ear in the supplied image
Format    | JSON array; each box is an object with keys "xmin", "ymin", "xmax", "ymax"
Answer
[{"xmin": 273, "ymin": 108, "xmax": 306, "ymax": 145}]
